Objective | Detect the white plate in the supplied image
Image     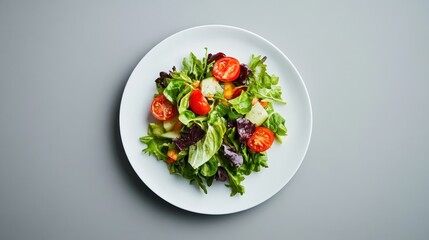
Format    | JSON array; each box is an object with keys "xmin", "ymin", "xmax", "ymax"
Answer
[{"xmin": 119, "ymin": 25, "xmax": 312, "ymax": 215}]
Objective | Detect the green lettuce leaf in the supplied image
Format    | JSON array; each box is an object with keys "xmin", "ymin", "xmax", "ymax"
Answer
[
  {"xmin": 199, "ymin": 155, "xmax": 219, "ymax": 177},
  {"xmin": 224, "ymin": 127, "xmax": 240, "ymax": 152},
  {"xmin": 188, "ymin": 121, "xmax": 226, "ymax": 169},
  {"xmin": 182, "ymin": 49, "xmax": 210, "ymax": 81},
  {"xmin": 263, "ymin": 112, "xmax": 288, "ymax": 137},
  {"xmin": 170, "ymin": 71, "xmax": 193, "ymax": 83},
  {"xmin": 178, "ymin": 110, "xmax": 207, "ymax": 126},
  {"xmin": 207, "ymin": 102, "xmax": 229, "ymax": 124},
  {"xmin": 163, "ymin": 80, "xmax": 190, "ymax": 104},
  {"xmin": 178, "ymin": 91, "xmax": 191, "ymax": 114},
  {"xmin": 228, "ymin": 91, "xmax": 252, "ymax": 115}
]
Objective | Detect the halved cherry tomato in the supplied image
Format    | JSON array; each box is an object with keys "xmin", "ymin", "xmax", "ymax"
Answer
[
  {"xmin": 224, "ymin": 83, "xmax": 247, "ymax": 100},
  {"xmin": 150, "ymin": 94, "xmax": 177, "ymax": 121},
  {"xmin": 231, "ymin": 87, "xmax": 247, "ymax": 99},
  {"xmin": 212, "ymin": 57, "xmax": 241, "ymax": 82},
  {"xmin": 247, "ymin": 127, "xmax": 275, "ymax": 152},
  {"xmin": 189, "ymin": 89, "xmax": 211, "ymax": 115}
]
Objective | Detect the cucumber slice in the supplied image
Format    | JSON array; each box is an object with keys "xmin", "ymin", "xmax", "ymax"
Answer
[
  {"xmin": 245, "ymin": 102, "xmax": 269, "ymax": 126},
  {"xmin": 160, "ymin": 131, "xmax": 181, "ymax": 139},
  {"xmin": 148, "ymin": 123, "xmax": 164, "ymax": 136},
  {"xmin": 163, "ymin": 117, "xmax": 178, "ymax": 131},
  {"xmin": 200, "ymin": 77, "xmax": 223, "ymax": 97}
]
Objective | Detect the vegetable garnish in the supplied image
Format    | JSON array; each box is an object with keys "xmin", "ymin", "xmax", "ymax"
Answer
[{"xmin": 140, "ymin": 49, "xmax": 287, "ymax": 196}]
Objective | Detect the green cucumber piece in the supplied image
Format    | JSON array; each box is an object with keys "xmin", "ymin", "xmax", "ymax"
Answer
[
  {"xmin": 200, "ymin": 77, "xmax": 223, "ymax": 97},
  {"xmin": 245, "ymin": 102, "xmax": 269, "ymax": 126},
  {"xmin": 160, "ymin": 131, "xmax": 181, "ymax": 139}
]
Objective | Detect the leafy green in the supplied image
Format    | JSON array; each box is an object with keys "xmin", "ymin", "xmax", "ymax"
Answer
[
  {"xmin": 180, "ymin": 161, "xmax": 199, "ymax": 179},
  {"xmin": 163, "ymin": 80, "xmax": 189, "ymax": 104},
  {"xmin": 228, "ymin": 91, "xmax": 252, "ymax": 115},
  {"xmin": 188, "ymin": 121, "xmax": 226, "ymax": 169},
  {"xmin": 225, "ymin": 168, "xmax": 245, "ymax": 196},
  {"xmin": 193, "ymin": 175, "xmax": 208, "ymax": 194},
  {"xmin": 263, "ymin": 112, "xmax": 288, "ymax": 137},
  {"xmin": 139, "ymin": 136, "xmax": 170, "ymax": 160},
  {"xmin": 264, "ymin": 102, "xmax": 275, "ymax": 114},
  {"xmin": 247, "ymin": 55, "xmax": 286, "ymax": 104},
  {"xmin": 256, "ymin": 86, "xmax": 285, "ymax": 103},
  {"xmin": 207, "ymin": 102, "xmax": 229, "ymax": 124},
  {"xmin": 173, "ymin": 124, "xmax": 206, "ymax": 151},
  {"xmin": 239, "ymin": 150, "xmax": 268, "ymax": 175},
  {"xmin": 182, "ymin": 49, "xmax": 211, "ymax": 81},
  {"xmin": 178, "ymin": 110, "xmax": 206, "ymax": 126},
  {"xmin": 199, "ymin": 155, "xmax": 219, "ymax": 177},
  {"xmin": 224, "ymin": 127, "xmax": 240, "ymax": 152},
  {"xmin": 227, "ymin": 108, "xmax": 243, "ymax": 120},
  {"xmin": 170, "ymin": 71, "xmax": 193, "ymax": 83},
  {"xmin": 167, "ymin": 155, "xmax": 211, "ymax": 194},
  {"xmin": 178, "ymin": 91, "xmax": 191, "ymax": 114}
]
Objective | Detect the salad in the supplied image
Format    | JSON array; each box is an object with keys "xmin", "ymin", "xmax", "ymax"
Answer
[{"xmin": 140, "ymin": 49, "xmax": 287, "ymax": 196}]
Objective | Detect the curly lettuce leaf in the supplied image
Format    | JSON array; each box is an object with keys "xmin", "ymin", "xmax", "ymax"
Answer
[
  {"xmin": 182, "ymin": 49, "xmax": 211, "ymax": 80},
  {"xmin": 170, "ymin": 159, "xmax": 210, "ymax": 194},
  {"xmin": 239, "ymin": 150, "xmax": 268, "ymax": 175},
  {"xmin": 247, "ymin": 55, "xmax": 286, "ymax": 104},
  {"xmin": 139, "ymin": 136, "xmax": 171, "ymax": 160},
  {"xmin": 225, "ymin": 168, "xmax": 245, "ymax": 196}
]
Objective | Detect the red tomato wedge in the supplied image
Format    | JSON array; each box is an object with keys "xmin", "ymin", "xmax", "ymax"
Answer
[
  {"xmin": 231, "ymin": 87, "xmax": 247, "ymax": 99},
  {"xmin": 189, "ymin": 89, "xmax": 211, "ymax": 115},
  {"xmin": 247, "ymin": 127, "xmax": 275, "ymax": 152},
  {"xmin": 150, "ymin": 94, "xmax": 177, "ymax": 121},
  {"xmin": 212, "ymin": 57, "xmax": 241, "ymax": 82}
]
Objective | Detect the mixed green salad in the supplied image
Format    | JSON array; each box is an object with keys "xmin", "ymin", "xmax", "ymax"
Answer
[{"xmin": 140, "ymin": 49, "xmax": 287, "ymax": 196}]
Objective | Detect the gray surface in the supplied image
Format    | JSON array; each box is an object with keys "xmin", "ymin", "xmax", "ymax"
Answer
[{"xmin": 1, "ymin": 0, "xmax": 428, "ymax": 239}]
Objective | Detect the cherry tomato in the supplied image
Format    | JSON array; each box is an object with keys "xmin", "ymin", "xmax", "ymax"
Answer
[
  {"xmin": 189, "ymin": 89, "xmax": 211, "ymax": 115},
  {"xmin": 150, "ymin": 94, "xmax": 177, "ymax": 121},
  {"xmin": 247, "ymin": 127, "xmax": 275, "ymax": 152},
  {"xmin": 224, "ymin": 82, "xmax": 247, "ymax": 100},
  {"xmin": 212, "ymin": 57, "xmax": 241, "ymax": 82},
  {"xmin": 231, "ymin": 87, "xmax": 247, "ymax": 99}
]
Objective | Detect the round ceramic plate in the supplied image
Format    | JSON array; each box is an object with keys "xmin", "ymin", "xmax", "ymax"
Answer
[{"xmin": 119, "ymin": 25, "xmax": 312, "ymax": 215}]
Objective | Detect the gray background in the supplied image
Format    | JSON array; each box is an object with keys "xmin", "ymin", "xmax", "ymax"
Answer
[{"xmin": 1, "ymin": 0, "xmax": 428, "ymax": 239}]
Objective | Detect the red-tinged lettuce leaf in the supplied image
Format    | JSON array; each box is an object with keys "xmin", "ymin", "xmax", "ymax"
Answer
[
  {"xmin": 236, "ymin": 118, "xmax": 256, "ymax": 143},
  {"xmin": 215, "ymin": 167, "xmax": 228, "ymax": 182},
  {"xmin": 173, "ymin": 124, "xmax": 205, "ymax": 151},
  {"xmin": 221, "ymin": 144, "xmax": 243, "ymax": 168}
]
